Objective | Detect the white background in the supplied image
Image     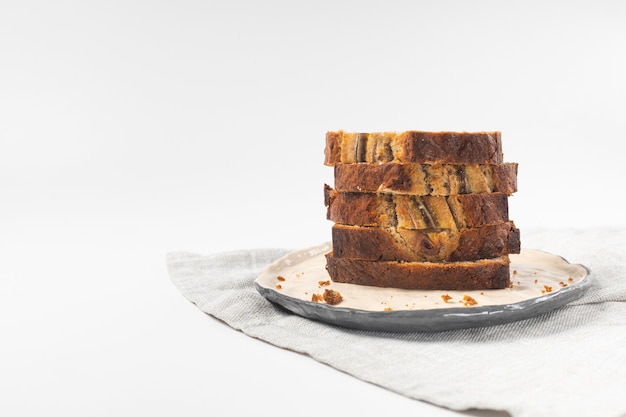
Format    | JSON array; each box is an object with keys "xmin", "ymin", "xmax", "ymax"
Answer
[{"xmin": 1, "ymin": 1, "xmax": 624, "ymax": 416}]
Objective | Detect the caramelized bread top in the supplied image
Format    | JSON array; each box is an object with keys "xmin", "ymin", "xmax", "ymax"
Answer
[{"xmin": 324, "ymin": 130, "xmax": 503, "ymax": 166}]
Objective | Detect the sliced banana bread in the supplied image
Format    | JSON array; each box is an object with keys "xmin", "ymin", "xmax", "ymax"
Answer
[
  {"xmin": 331, "ymin": 222, "xmax": 520, "ymax": 263},
  {"xmin": 333, "ymin": 162, "xmax": 517, "ymax": 195},
  {"xmin": 324, "ymin": 131, "xmax": 503, "ymax": 166},
  {"xmin": 325, "ymin": 252, "xmax": 511, "ymax": 290},
  {"xmin": 325, "ymin": 185, "xmax": 510, "ymax": 229}
]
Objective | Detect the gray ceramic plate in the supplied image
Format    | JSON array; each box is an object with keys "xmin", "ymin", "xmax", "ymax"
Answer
[{"xmin": 255, "ymin": 242, "xmax": 592, "ymax": 332}]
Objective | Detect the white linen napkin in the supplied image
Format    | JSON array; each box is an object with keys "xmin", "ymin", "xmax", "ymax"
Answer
[{"xmin": 166, "ymin": 228, "xmax": 626, "ymax": 417}]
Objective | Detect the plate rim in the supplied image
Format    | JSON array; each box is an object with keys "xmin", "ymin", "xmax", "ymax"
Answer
[{"xmin": 255, "ymin": 244, "xmax": 592, "ymax": 333}]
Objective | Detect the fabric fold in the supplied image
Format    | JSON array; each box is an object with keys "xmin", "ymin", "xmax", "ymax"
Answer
[{"xmin": 167, "ymin": 229, "xmax": 626, "ymax": 417}]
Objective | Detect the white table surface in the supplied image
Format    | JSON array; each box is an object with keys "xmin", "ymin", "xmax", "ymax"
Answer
[
  {"xmin": 0, "ymin": 202, "xmax": 509, "ymax": 417},
  {"xmin": 2, "ymin": 1, "xmax": 624, "ymax": 416}
]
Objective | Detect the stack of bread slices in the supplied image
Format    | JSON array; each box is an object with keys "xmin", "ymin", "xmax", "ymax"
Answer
[{"xmin": 323, "ymin": 130, "xmax": 520, "ymax": 290}]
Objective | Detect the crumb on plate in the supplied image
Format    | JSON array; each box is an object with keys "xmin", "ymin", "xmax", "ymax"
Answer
[
  {"xmin": 461, "ymin": 294, "xmax": 478, "ymax": 307},
  {"xmin": 323, "ymin": 289, "xmax": 343, "ymax": 305}
]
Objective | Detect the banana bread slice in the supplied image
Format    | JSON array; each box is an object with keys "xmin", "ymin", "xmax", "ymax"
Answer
[
  {"xmin": 331, "ymin": 222, "xmax": 520, "ymax": 263},
  {"xmin": 324, "ymin": 131, "xmax": 503, "ymax": 166},
  {"xmin": 324, "ymin": 185, "xmax": 509, "ymax": 230},
  {"xmin": 333, "ymin": 162, "xmax": 517, "ymax": 195},
  {"xmin": 325, "ymin": 252, "xmax": 511, "ymax": 290}
]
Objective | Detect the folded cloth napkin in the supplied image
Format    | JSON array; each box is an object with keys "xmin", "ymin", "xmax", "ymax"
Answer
[{"xmin": 166, "ymin": 228, "xmax": 626, "ymax": 417}]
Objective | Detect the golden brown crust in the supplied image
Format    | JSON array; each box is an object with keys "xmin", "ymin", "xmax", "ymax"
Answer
[
  {"xmin": 331, "ymin": 222, "xmax": 520, "ymax": 262},
  {"xmin": 324, "ymin": 131, "xmax": 343, "ymax": 167},
  {"xmin": 332, "ymin": 162, "xmax": 518, "ymax": 195},
  {"xmin": 324, "ymin": 186, "xmax": 510, "ymax": 230},
  {"xmin": 325, "ymin": 252, "xmax": 511, "ymax": 290},
  {"xmin": 324, "ymin": 131, "xmax": 503, "ymax": 166}
]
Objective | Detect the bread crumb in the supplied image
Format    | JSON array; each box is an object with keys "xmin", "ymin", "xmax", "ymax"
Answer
[
  {"xmin": 541, "ymin": 285, "xmax": 553, "ymax": 294},
  {"xmin": 461, "ymin": 295, "xmax": 478, "ymax": 307},
  {"xmin": 275, "ymin": 284, "xmax": 282, "ymax": 290},
  {"xmin": 559, "ymin": 281, "xmax": 568, "ymax": 287},
  {"xmin": 311, "ymin": 293, "xmax": 324, "ymax": 302},
  {"xmin": 513, "ymin": 270, "xmax": 518, "ymax": 275},
  {"xmin": 277, "ymin": 275, "xmax": 285, "ymax": 281},
  {"xmin": 384, "ymin": 307, "xmax": 393, "ymax": 311},
  {"xmin": 323, "ymin": 289, "xmax": 343, "ymax": 305},
  {"xmin": 568, "ymin": 277, "xmax": 574, "ymax": 282},
  {"xmin": 318, "ymin": 280, "xmax": 331, "ymax": 287},
  {"xmin": 534, "ymin": 279, "xmax": 538, "ymax": 284},
  {"xmin": 441, "ymin": 294, "xmax": 453, "ymax": 303}
]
